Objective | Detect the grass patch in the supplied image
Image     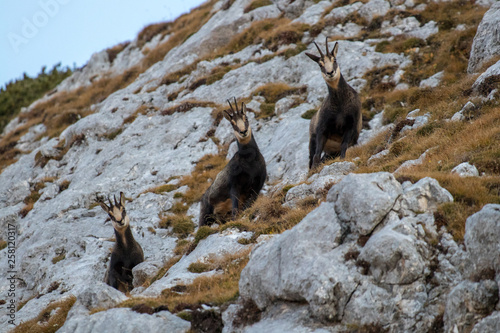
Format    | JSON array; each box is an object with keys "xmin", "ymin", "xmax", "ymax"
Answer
[
  {"xmin": 118, "ymin": 249, "xmax": 251, "ymax": 312},
  {"xmin": 144, "ymin": 184, "xmax": 178, "ymax": 195},
  {"xmin": 51, "ymin": 254, "xmax": 66, "ymax": 265},
  {"xmin": 158, "ymin": 215, "xmax": 194, "ymax": 238},
  {"xmin": 12, "ymin": 296, "xmax": 76, "ymax": 333},
  {"xmin": 301, "ymin": 109, "xmax": 317, "ymax": 120},
  {"xmin": 0, "ymin": 239, "xmax": 7, "ymax": 251},
  {"xmin": 251, "ymin": 82, "xmax": 306, "ymax": 119},
  {"xmin": 178, "ymin": 153, "xmax": 228, "ymax": 205},
  {"xmin": 244, "ymin": 0, "xmax": 272, "ymax": 13},
  {"xmin": 188, "ymin": 262, "xmax": 213, "ymax": 273}
]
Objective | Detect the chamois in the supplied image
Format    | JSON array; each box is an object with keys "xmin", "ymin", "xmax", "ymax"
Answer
[
  {"xmin": 305, "ymin": 38, "xmax": 362, "ymax": 169},
  {"xmin": 98, "ymin": 192, "xmax": 144, "ymax": 293},
  {"xmin": 199, "ymin": 98, "xmax": 267, "ymax": 227}
]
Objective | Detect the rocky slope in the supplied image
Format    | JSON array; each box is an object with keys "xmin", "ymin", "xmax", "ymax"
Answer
[{"xmin": 1, "ymin": 0, "xmax": 500, "ymax": 332}]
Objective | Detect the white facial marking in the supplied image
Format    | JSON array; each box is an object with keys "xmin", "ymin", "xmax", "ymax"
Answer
[{"xmin": 236, "ymin": 119, "xmax": 246, "ymax": 132}]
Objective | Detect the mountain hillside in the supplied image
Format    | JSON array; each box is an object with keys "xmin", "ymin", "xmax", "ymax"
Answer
[{"xmin": 1, "ymin": 0, "xmax": 499, "ymax": 332}]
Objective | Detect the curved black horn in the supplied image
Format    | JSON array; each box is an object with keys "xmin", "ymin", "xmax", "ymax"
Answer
[
  {"xmin": 114, "ymin": 194, "xmax": 118, "ymax": 206},
  {"xmin": 227, "ymin": 99, "xmax": 235, "ymax": 118},
  {"xmin": 325, "ymin": 36, "xmax": 329, "ymax": 55},
  {"xmin": 108, "ymin": 196, "xmax": 113, "ymax": 208},
  {"xmin": 233, "ymin": 97, "xmax": 240, "ymax": 114},
  {"xmin": 313, "ymin": 41, "xmax": 323, "ymax": 57}
]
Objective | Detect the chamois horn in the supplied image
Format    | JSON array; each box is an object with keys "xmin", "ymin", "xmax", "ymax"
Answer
[{"xmin": 313, "ymin": 41, "xmax": 323, "ymax": 58}]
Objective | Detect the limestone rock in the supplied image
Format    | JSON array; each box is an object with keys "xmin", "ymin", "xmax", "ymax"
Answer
[
  {"xmin": 239, "ymin": 202, "xmax": 356, "ymax": 322},
  {"xmin": 293, "ymin": 1, "xmax": 331, "ymax": 25},
  {"xmin": 327, "ymin": 172, "xmax": 403, "ymax": 235},
  {"xmin": 444, "ymin": 280, "xmax": 499, "ymax": 333},
  {"xmin": 464, "ymin": 204, "xmax": 500, "ymax": 278},
  {"xmin": 467, "ymin": 2, "xmax": 500, "ymax": 73},
  {"xmin": 472, "ymin": 59, "xmax": 500, "ymax": 95},
  {"xmin": 451, "ymin": 162, "xmax": 479, "ymax": 177},
  {"xmin": 359, "ymin": 219, "xmax": 426, "ymax": 284},
  {"xmin": 471, "ymin": 312, "xmax": 500, "ymax": 333},
  {"xmin": 420, "ymin": 71, "xmax": 444, "ymax": 88},
  {"xmin": 59, "ymin": 308, "xmax": 191, "ymax": 333},
  {"xmin": 359, "ymin": 0, "xmax": 391, "ymax": 22},
  {"xmin": 397, "ymin": 177, "xmax": 453, "ymax": 216}
]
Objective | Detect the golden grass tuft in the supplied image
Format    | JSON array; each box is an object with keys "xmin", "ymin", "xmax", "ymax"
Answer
[
  {"xmin": 244, "ymin": 0, "xmax": 272, "ymax": 13},
  {"xmin": 119, "ymin": 249, "xmax": 251, "ymax": 312},
  {"xmin": 13, "ymin": 296, "xmax": 76, "ymax": 333},
  {"xmin": 158, "ymin": 215, "xmax": 194, "ymax": 238},
  {"xmin": 179, "ymin": 153, "xmax": 228, "ymax": 205}
]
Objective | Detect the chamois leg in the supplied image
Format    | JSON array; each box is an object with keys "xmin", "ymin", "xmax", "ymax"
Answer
[
  {"xmin": 322, "ymin": 151, "xmax": 340, "ymax": 163},
  {"xmin": 230, "ymin": 187, "xmax": 240, "ymax": 219},
  {"xmin": 309, "ymin": 134, "xmax": 317, "ymax": 169},
  {"xmin": 199, "ymin": 197, "xmax": 215, "ymax": 227},
  {"xmin": 313, "ymin": 132, "xmax": 327, "ymax": 169},
  {"xmin": 340, "ymin": 125, "xmax": 356, "ymax": 158}
]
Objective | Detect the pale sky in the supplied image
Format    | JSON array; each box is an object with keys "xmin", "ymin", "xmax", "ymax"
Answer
[{"xmin": 0, "ymin": 0, "xmax": 207, "ymax": 88}]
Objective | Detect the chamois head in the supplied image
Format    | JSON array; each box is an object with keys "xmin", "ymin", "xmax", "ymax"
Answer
[
  {"xmin": 99, "ymin": 192, "xmax": 129, "ymax": 231},
  {"xmin": 224, "ymin": 97, "xmax": 252, "ymax": 145},
  {"xmin": 305, "ymin": 37, "xmax": 340, "ymax": 88}
]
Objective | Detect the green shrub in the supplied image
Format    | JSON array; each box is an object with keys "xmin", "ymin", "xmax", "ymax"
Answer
[{"xmin": 0, "ymin": 63, "xmax": 72, "ymax": 133}]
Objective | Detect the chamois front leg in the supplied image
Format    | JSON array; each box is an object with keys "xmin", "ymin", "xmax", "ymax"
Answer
[
  {"xmin": 230, "ymin": 186, "xmax": 240, "ymax": 219},
  {"xmin": 313, "ymin": 131, "xmax": 327, "ymax": 169},
  {"xmin": 199, "ymin": 195, "xmax": 214, "ymax": 227},
  {"xmin": 340, "ymin": 115, "xmax": 357, "ymax": 158},
  {"xmin": 309, "ymin": 133, "xmax": 317, "ymax": 169}
]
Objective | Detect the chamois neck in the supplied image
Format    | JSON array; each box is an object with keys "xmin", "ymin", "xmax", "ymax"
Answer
[
  {"xmin": 237, "ymin": 132, "xmax": 259, "ymax": 152},
  {"xmin": 114, "ymin": 225, "xmax": 134, "ymax": 249},
  {"xmin": 326, "ymin": 73, "xmax": 346, "ymax": 96}
]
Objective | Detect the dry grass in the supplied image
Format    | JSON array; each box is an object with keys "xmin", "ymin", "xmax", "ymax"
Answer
[
  {"xmin": 118, "ymin": 249, "xmax": 251, "ymax": 312},
  {"xmin": 13, "ymin": 296, "xmax": 76, "ymax": 333},
  {"xmin": 251, "ymin": 82, "xmax": 307, "ymax": 118},
  {"xmin": 349, "ymin": 71, "xmax": 500, "ymax": 242},
  {"xmin": 106, "ymin": 42, "xmax": 130, "ymax": 63},
  {"xmin": 158, "ymin": 214, "xmax": 194, "ymax": 238},
  {"xmin": 244, "ymin": 0, "xmax": 272, "ymax": 13},
  {"xmin": 178, "ymin": 153, "xmax": 228, "ymax": 205}
]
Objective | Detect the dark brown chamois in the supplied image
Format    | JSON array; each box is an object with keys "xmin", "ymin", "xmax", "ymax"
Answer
[
  {"xmin": 199, "ymin": 98, "xmax": 267, "ymax": 227},
  {"xmin": 98, "ymin": 192, "xmax": 144, "ymax": 293},
  {"xmin": 305, "ymin": 38, "xmax": 362, "ymax": 169}
]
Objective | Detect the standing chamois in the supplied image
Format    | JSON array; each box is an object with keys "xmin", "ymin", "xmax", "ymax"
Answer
[
  {"xmin": 199, "ymin": 98, "xmax": 267, "ymax": 227},
  {"xmin": 305, "ymin": 38, "xmax": 362, "ymax": 169},
  {"xmin": 98, "ymin": 192, "xmax": 144, "ymax": 293}
]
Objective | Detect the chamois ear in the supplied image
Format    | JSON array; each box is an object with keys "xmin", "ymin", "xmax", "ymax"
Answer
[
  {"xmin": 223, "ymin": 109, "xmax": 232, "ymax": 122},
  {"xmin": 332, "ymin": 42, "xmax": 339, "ymax": 58},
  {"xmin": 99, "ymin": 201, "xmax": 110, "ymax": 214},
  {"xmin": 305, "ymin": 52, "xmax": 320, "ymax": 63},
  {"xmin": 241, "ymin": 102, "xmax": 247, "ymax": 115},
  {"xmin": 119, "ymin": 192, "xmax": 126, "ymax": 207}
]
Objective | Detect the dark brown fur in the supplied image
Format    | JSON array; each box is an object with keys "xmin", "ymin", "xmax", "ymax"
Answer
[
  {"xmin": 199, "ymin": 99, "xmax": 267, "ymax": 227},
  {"xmin": 99, "ymin": 192, "xmax": 144, "ymax": 292},
  {"xmin": 305, "ymin": 38, "xmax": 362, "ymax": 169}
]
